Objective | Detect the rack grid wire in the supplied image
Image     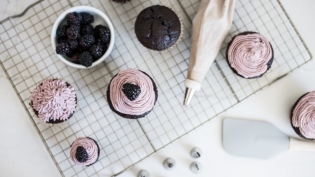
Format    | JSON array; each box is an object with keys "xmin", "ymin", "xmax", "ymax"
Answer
[{"xmin": 0, "ymin": 0, "xmax": 311, "ymax": 177}]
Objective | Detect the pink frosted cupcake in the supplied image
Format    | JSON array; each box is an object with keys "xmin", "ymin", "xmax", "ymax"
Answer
[
  {"xmin": 70, "ymin": 137, "xmax": 100, "ymax": 166},
  {"xmin": 106, "ymin": 69, "xmax": 158, "ymax": 119},
  {"xmin": 226, "ymin": 31, "xmax": 274, "ymax": 79},
  {"xmin": 30, "ymin": 78, "xmax": 77, "ymax": 124}
]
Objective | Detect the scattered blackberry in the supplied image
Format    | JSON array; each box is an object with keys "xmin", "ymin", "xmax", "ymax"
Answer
[
  {"xmin": 71, "ymin": 53, "xmax": 80, "ymax": 64},
  {"xmin": 56, "ymin": 24, "xmax": 68, "ymax": 38},
  {"xmin": 80, "ymin": 12, "xmax": 94, "ymax": 25},
  {"xmin": 98, "ymin": 27, "xmax": 111, "ymax": 44},
  {"xmin": 67, "ymin": 39, "xmax": 79, "ymax": 50},
  {"xmin": 81, "ymin": 24, "xmax": 93, "ymax": 35},
  {"xmin": 75, "ymin": 146, "xmax": 88, "ymax": 163},
  {"xmin": 56, "ymin": 42, "xmax": 70, "ymax": 55},
  {"xmin": 57, "ymin": 37, "xmax": 67, "ymax": 44},
  {"xmin": 67, "ymin": 25, "xmax": 80, "ymax": 40},
  {"xmin": 79, "ymin": 51, "xmax": 93, "ymax": 67},
  {"xmin": 67, "ymin": 12, "xmax": 81, "ymax": 26},
  {"xmin": 89, "ymin": 44, "xmax": 104, "ymax": 61},
  {"xmin": 79, "ymin": 34, "xmax": 95, "ymax": 49},
  {"xmin": 122, "ymin": 83, "xmax": 141, "ymax": 101}
]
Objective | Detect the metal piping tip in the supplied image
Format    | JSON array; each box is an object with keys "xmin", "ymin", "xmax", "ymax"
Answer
[{"xmin": 183, "ymin": 88, "xmax": 195, "ymax": 106}]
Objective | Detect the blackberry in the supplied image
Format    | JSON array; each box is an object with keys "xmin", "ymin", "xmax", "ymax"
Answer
[
  {"xmin": 79, "ymin": 34, "xmax": 95, "ymax": 49},
  {"xmin": 122, "ymin": 83, "xmax": 141, "ymax": 101},
  {"xmin": 112, "ymin": 0, "xmax": 131, "ymax": 3},
  {"xmin": 67, "ymin": 39, "xmax": 78, "ymax": 50},
  {"xmin": 66, "ymin": 50, "xmax": 75, "ymax": 58},
  {"xmin": 89, "ymin": 44, "xmax": 104, "ymax": 61},
  {"xmin": 56, "ymin": 24, "xmax": 68, "ymax": 38},
  {"xmin": 67, "ymin": 12, "xmax": 81, "ymax": 26},
  {"xmin": 71, "ymin": 53, "xmax": 80, "ymax": 64},
  {"xmin": 56, "ymin": 42, "xmax": 70, "ymax": 55},
  {"xmin": 81, "ymin": 24, "xmax": 93, "ymax": 35},
  {"xmin": 80, "ymin": 12, "xmax": 94, "ymax": 25},
  {"xmin": 79, "ymin": 51, "xmax": 93, "ymax": 67},
  {"xmin": 93, "ymin": 25, "xmax": 104, "ymax": 38},
  {"xmin": 67, "ymin": 25, "xmax": 80, "ymax": 40},
  {"xmin": 76, "ymin": 46, "xmax": 85, "ymax": 53},
  {"xmin": 98, "ymin": 27, "xmax": 111, "ymax": 44},
  {"xmin": 57, "ymin": 37, "xmax": 67, "ymax": 44},
  {"xmin": 75, "ymin": 146, "xmax": 88, "ymax": 163}
]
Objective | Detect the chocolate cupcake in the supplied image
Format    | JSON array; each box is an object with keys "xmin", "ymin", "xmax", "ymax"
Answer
[
  {"xmin": 135, "ymin": 5, "xmax": 182, "ymax": 51},
  {"xmin": 107, "ymin": 69, "xmax": 158, "ymax": 119},
  {"xmin": 226, "ymin": 32, "xmax": 274, "ymax": 79},
  {"xmin": 30, "ymin": 78, "xmax": 77, "ymax": 124},
  {"xmin": 70, "ymin": 137, "xmax": 100, "ymax": 166},
  {"xmin": 291, "ymin": 91, "xmax": 315, "ymax": 140}
]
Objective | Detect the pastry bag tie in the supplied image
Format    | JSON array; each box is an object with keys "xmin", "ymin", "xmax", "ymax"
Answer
[{"xmin": 184, "ymin": 0, "xmax": 236, "ymax": 106}]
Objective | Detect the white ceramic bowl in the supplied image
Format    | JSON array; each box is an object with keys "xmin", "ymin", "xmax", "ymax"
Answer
[{"xmin": 51, "ymin": 6, "xmax": 115, "ymax": 69}]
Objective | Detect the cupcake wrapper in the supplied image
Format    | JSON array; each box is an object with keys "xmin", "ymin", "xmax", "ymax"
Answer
[{"xmin": 29, "ymin": 77, "xmax": 78, "ymax": 125}]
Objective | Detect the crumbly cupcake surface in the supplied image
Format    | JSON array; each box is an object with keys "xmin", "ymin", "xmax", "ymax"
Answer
[
  {"xmin": 227, "ymin": 32, "xmax": 273, "ymax": 78},
  {"xmin": 108, "ymin": 69, "xmax": 157, "ymax": 118},
  {"xmin": 31, "ymin": 78, "xmax": 76, "ymax": 123},
  {"xmin": 70, "ymin": 137, "xmax": 99, "ymax": 166},
  {"xmin": 292, "ymin": 91, "xmax": 315, "ymax": 139},
  {"xmin": 135, "ymin": 5, "xmax": 181, "ymax": 51}
]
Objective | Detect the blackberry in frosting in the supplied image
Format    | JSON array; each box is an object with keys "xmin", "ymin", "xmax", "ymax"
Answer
[
  {"xmin": 226, "ymin": 32, "xmax": 274, "ymax": 79},
  {"xmin": 30, "ymin": 78, "xmax": 77, "ymax": 124},
  {"xmin": 107, "ymin": 69, "xmax": 158, "ymax": 119},
  {"xmin": 70, "ymin": 137, "xmax": 100, "ymax": 166},
  {"xmin": 291, "ymin": 91, "xmax": 315, "ymax": 140}
]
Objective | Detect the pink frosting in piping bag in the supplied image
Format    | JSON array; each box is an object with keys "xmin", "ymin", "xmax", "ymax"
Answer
[
  {"xmin": 228, "ymin": 33, "xmax": 272, "ymax": 78},
  {"xmin": 292, "ymin": 91, "xmax": 315, "ymax": 139},
  {"xmin": 31, "ymin": 78, "xmax": 76, "ymax": 123},
  {"xmin": 110, "ymin": 69, "xmax": 155, "ymax": 115},
  {"xmin": 70, "ymin": 137, "xmax": 99, "ymax": 166},
  {"xmin": 184, "ymin": 0, "xmax": 236, "ymax": 106}
]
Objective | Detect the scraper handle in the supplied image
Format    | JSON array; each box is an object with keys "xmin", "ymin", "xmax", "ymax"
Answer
[{"xmin": 289, "ymin": 138, "xmax": 315, "ymax": 151}]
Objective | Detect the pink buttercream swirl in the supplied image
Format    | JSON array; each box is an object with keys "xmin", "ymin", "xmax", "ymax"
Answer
[
  {"xmin": 31, "ymin": 78, "xmax": 76, "ymax": 123},
  {"xmin": 228, "ymin": 33, "xmax": 273, "ymax": 78},
  {"xmin": 70, "ymin": 137, "xmax": 99, "ymax": 166},
  {"xmin": 110, "ymin": 69, "xmax": 156, "ymax": 115},
  {"xmin": 292, "ymin": 91, "xmax": 315, "ymax": 139}
]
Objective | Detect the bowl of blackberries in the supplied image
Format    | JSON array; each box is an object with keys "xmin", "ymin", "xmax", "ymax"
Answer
[{"xmin": 51, "ymin": 6, "xmax": 114, "ymax": 69}]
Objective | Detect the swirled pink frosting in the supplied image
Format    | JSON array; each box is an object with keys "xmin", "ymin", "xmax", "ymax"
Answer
[
  {"xmin": 292, "ymin": 91, "xmax": 315, "ymax": 139},
  {"xmin": 110, "ymin": 69, "xmax": 156, "ymax": 115},
  {"xmin": 31, "ymin": 78, "xmax": 76, "ymax": 123},
  {"xmin": 70, "ymin": 137, "xmax": 99, "ymax": 166},
  {"xmin": 228, "ymin": 33, "xmax": 273, "ymax": 78}
]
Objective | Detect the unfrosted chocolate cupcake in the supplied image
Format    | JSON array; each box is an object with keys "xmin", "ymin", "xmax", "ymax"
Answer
[
  {"xmin": 30, "ymin": 78, "xmax": 77, "ymax": 124},
  {"xmin": 291, "ymin": 91, "xmax": 315, "ymax": 140},
  {"xmin": 70, "ymin": 137, "xmax": 100, "ymax": 166},
  {"xmin": 107, "ymin": 69, "xmax": 158, "ymax": 119},
  {"xmin": 226, "ymin": 32, "xmax": 274, "ymax": 79},
  {"xmin": 135, "ymin": 5, "xmax": 182, "ymax": 51}
]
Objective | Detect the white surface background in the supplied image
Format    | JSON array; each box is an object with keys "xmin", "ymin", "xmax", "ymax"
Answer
[{"xmin": 1, "ymin": 0, "xmax": 315, "ymax": 177}]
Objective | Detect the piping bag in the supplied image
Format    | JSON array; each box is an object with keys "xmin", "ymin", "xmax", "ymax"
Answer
[{"xmin": 184, "ymin": 0, "xmax": 236, "ymax": 106}]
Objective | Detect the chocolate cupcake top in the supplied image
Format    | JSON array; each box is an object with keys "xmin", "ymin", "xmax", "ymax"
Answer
[
  {"xmin": 109, "ymin": 69, "xmax": 156, "ymax": 115},
  {"xmin": 227, "ymin": 32, "xmax": 273, "ymax": 78},
  {"xmin": 31, "ymin": 78, "xmax": 76, "ymax": 123},
  {"xmin": 292, "ymin": 91, "xmax": 315, "ymax": 139},
  {"xmin": 135, "ymin": 5, "xmax": 181, "ymax": 51},
  {"xmin": 70, "ymin": 137, "xmax": 99, "ymax": 166}
]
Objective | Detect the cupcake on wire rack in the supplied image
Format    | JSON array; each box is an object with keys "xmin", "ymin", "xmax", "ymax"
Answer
[
  {"xmin": 135, "ymin": 5, "xmax": 182, "ymax": 51},
  {"xmin": 30, "ymin": 78, "xmax": 77, "ymax": 124},
  {"xmin": 226, "ymin": 31, "xmax": 274, "ymax": 79},
  {"xmin": 107, "ymin": 68, "xmax": 158, "ymax": 119},
  {"xmin": 70, "ymin": 137, "xmax": 100, "ymax": 166}
]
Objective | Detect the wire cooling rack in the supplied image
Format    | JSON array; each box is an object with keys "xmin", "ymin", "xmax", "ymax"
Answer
[{"xmin": 0, "ymin": 0, "xmax": 311, "ymax": 176}]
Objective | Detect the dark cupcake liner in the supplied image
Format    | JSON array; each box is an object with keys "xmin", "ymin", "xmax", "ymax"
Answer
[
  {"xmin": 107, "ymin": 70, "xmax": 158, "ymax": 119},
  {"xmin": 226, "ymin": 31, "xmax": 274, "ymax": 79},
  {"xmin": 290, "ymin": 92, "xmax": 315, "ymax": 140},
  {"xmin": 70, "ymin": 137, "xmax": 100, "ymax": 167},
  {"xmin": 29, "ymin": 79, "xmax": 77, "ymax": 124}
]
